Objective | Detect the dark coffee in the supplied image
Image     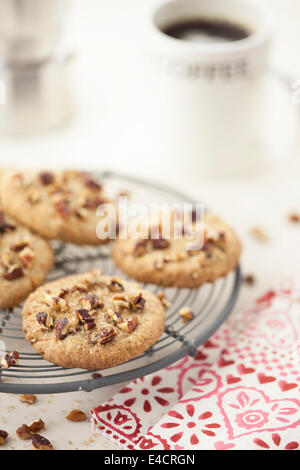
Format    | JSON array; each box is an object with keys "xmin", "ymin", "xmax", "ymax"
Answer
[{"xmin": 163, "ymin": 18, "xmax": 250, "ymax": 44}]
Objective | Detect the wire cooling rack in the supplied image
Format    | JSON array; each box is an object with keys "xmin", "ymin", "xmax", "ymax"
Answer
[{"xmin": 0, "ymin": 171, "xmax": 241, "ymax": 394}]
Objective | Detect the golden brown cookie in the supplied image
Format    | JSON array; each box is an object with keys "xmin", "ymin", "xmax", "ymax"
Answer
[
  {"xmin": 0, "ymin": 211, "xmax": 54, "ymax": 309},
  {"xmin": 112, "ymin": 213, "xmax": 241, "ymax": 288},
  {"xmin": 0, "ymin": 170, "xmax": 115, "ymax": 245},
  {"xmin": 22, "ymin": 270, "xmax": 166, "ymax": 370}
]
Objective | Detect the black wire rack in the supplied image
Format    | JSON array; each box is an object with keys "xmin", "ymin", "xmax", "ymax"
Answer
[{"xmin": 0, "ymin": 171, "xmax": 241, "ymax": 394}]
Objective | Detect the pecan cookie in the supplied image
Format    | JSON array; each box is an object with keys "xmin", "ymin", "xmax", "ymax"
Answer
[
  {"xmin": 22, "ymin": 270, "xmax": 166, "ymax": 370},
  {"xmin": 0, "ymin": 211, "xmax": 54, "ymax": 309},
  {"xmin": 112, "ymin": 213, "xmax": 241, "ymax": 288},
  {"xmin": 0, "ymin": 170, "xmax": 115, "ymax": 245}
]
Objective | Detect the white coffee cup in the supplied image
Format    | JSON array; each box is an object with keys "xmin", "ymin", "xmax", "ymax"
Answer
[{"xmin": 140, "ymin": 0, "xmax": 291, "ymax": 180}]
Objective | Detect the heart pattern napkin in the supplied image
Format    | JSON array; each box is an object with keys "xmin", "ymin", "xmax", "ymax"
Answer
[{"xmin": 91, "ymin": 281, "xmax": 300, "ymax": 450}]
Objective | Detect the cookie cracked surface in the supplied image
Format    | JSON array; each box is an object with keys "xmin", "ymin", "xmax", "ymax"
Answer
[
  {"xmin": 0, "ymin": 170, "xmax": 114, "ymax": 245},
  {"xmin": 0, "ymin": 211, "xmax": 54, "ymax": 309},
  {"xmin": 112, "ymin": 213, "xmax": 241, "ymax": 288},
  {"xmin": 22, "ymin": 270, "xmax": 166, "ymax": 370}
]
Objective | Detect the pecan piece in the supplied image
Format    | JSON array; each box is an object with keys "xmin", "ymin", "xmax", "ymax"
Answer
[
  {"xmin": 58, "ymin": 287, "xmax": 70, "ymax": 298},
  {"xmin": 39, "ymin": 171, "xmax": 54, "ymax": 186},
  {"xmin": 31, "ymin": 433, "xmax": 53, "ymax": 450},
  {"xmin": 118, "ymin": 316, "xmax": 138, "ymax": 333},
  {"xmin": 0, "ymin": 350, "xmax": 19, "ymax": 368},
  {"xmin": 66, "ymin": 409, "xmax": 87, "ymax": 422},
  {"xmin": 3, "ymin": 265, "xmax": 24, "ymax": 281},
  {"xmin": 288, "ymin": 213, "xmax": 300, "ymax": 223},
  {"xmin": 92, "ymin": 372, "xmax": 102, "ymax": 379},
  {"xmin": 84, "ymin": 175, "xmax": 102, "ymax": 191},
  {"xmin": 133, "ymin": 239, "xmax": 148, "ymax": 257},
  {"xmin": 179, "ymin": 307, "xmax": 194, "ymax": 323},
  {"xmin": 0, "ymin": 430, "xmax": 8, "ymax": 445},
  {"xmin": 152, "ymin": 237, "xmax": 169, "ymax": 250},
  {"xmin": 19, "ymin": 394, "xmax": 36, "ymax": 405},
  {"xmin": 10, "ymin": 241, "xmax": 29, "ymax": 252},
  {"xmin": 18, "ymin": 246, "xmax": 35, "ymax": 267},
  {"xmin": 85, "ymin": 293, "xmax": 103, "ymax": 310},
  {"xmin": 157, "ymin": 291, "xmax": 171, "ymax": 308},
  {"xmin": 129, "ymin": 293, "xmax": 145, "ymax": 312},
  {"xmin": 36, "ymin": 312, "xmax": 54, "ymax": 331},
  {"xmin": 29, "ymin": 419, "xmax": 45, "ymax": 433},
  {"xmin": 108, "ymin": 278, "xmax": 124, "ymax": 293},
  {"xmin": 0, "ymin": 222, "xmax": 16, "ymax": 235},
  {"xmin": 82, "ymin": 197, "xmax": 105, "ymax": 209},
  {"xmin": 98, "ymin": 327, "xmax": 117, "ymax": 345},
  {"xmin": 76, "ymin": 308, "xmax": 95, "ymax": 330},
  {"xmin": 243, "ymin": 274, "xmax": 256, "ymax": 286},
  {"xmin": 55, "ymin": 318, "xmax": 70, "ymax": 340},
  {"xmin": 54, "ymin": 199, "xmax": 70, "ymax": 217},
  {"xmin": 16, "ymin": 424, "xmax": 31, "ymax": 440}
]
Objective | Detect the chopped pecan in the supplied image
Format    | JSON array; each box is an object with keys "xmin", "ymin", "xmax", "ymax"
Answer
[
  {"xmin": 85, "ymin": 293, "xmax": 103, "ymax": 310},
  {"xmin": 18, "ymin": 246, "xmax": 35, "ymax": 267},
  {"xmin": 58, "ymin": 287, "xmax": 70, "ymax": 298},
  {"xmin": 3, "ymin": 264, "xmax": 24, "ymax": 281},
  {"xmin": 98, "ymin": 327, "xmax": 117, "ymax": 345},
  {"xmin": 118, "ymin": 316, "xmax": 138, "ymax": 333},
  {"xmin": 54, "ymin": 199, "xmax": 70, "ymax": 217},
  {"xmin": 29, "ymin": 419, "xmax": 45, "ymax": 433},
  {"xmin": 31, "ymin": 433, "xmax": 53, "ymax": 450},
  {"xmin": 0, "ymin": 350, "xmax": 19, "ymax": 368},
  {"xmin": 39, "ymin": 172, "xmax": 54, "ymax": 186},
  {"xmin": 0, "ymin": 221, "xmax": 16, "ymax": 235},
  {"xmin": 0, "ymin": 430, "xmax": 8, "ymax": 445},
  {"xmin": 288, "ymin": 213, "xmax": 300, "ymax": 223},
  {"xmin": 108, "ymin": 279, "xmax": 124, "ymax": 293},
  {"xmin": 152, "ymin": 237, "xmax": 169, "ymax": 250},
  {"xmin": 16, "ymin": 424, "xmax": 31, "ymax": 440},
  {"xmin": 19, "ymin": 394, "xmax": 36, "ymax": 405},
  {"xmin": 71, "ymin": 284, "xmax": 88, "ymax": 294},
  {"xmin": 129, "ymin": 293, "xmax": 145, "ymax": 312},
  {"xmin": 48, "ymin": 295, "xmax": 68, "ymax": 312},
  {"xmin": 84, "ymin": 175, "xmax": 102, "ymax": 191},
  {"xmin": 76, "ymin": 308, "xmax": 95, "ymax": 330},
  {"xmin": 133, "ymin": 239, "xmax": 148, "ymax": 257},
  {"xmin": 36, "ymin": 312, "xmax": 54, "ymax": 331},
  {"xmin": 179, "ymin": 307, "xmax": 194, "ymax": 323},
  {"xmin": 92, "ymin": 372, "xmax": 102, "ymax": 379},
  {"xmin": 10, "ymin": 241, "xmax": 29, "ymax": 252},
  {"xmin": 66, "ymin": 409, "xmax": 87, "ymax": 422},
  {"xmin": 55, "ymin": 318, "xmax": 70, "ymax": 340},
  {"xmin": 112, "ymin": 293, "xmax": 129, "ymax": 310}
]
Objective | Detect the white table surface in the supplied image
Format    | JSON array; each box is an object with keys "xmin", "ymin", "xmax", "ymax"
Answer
[{"xmin": 1, "ymin": 0, "xmax": 300, "ymax": 450}]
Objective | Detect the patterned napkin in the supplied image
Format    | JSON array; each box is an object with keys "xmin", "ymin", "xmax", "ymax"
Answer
[{"xmin": 91, "ymin": 281, "xmax": 300, "ymax": 450}]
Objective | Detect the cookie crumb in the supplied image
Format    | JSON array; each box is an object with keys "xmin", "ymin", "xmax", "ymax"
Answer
[
  {"xmin": 92, "ymin": 372, "xmax": 102, "ymax": 379},
  {"xmin": 243, "ymin": 274, "xmax": 256, "ymax": 286},
  {"xmin": 19, "ymin": 394, "xmax": 37, "ymax": 405},
  {"xmin": 179, "ymin": 307, "xmax": 194, "ymax": 323},
  {"xmin": 0, "ymin": 350, "xmax": 19, "ymax": 369},
  {"xmin": 66, "ymin": 409, "xmax": 87, "ymax": 422},
  {"xmin": 249, "ymin": 226, "xmax": 269, "ymax": 243}
]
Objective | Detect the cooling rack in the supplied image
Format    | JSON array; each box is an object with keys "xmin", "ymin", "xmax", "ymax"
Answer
[{"xmin": 0, "ymin": 171, "xmax": 241, "ymax": 394}]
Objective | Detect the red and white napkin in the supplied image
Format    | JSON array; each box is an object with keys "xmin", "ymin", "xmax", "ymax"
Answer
[{"xmin": 91, "ymin": 281, "xmax": 300, "ymax": 450}]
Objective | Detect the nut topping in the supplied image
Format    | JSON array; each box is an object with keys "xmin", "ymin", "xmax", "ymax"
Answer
[
  {"xmin": 133, "ymin": 239, "xmax": 148, "ymax": 257},
  {"xmin": 54, "ymin": 199, "xmax": 70, "ymax": 217},
  {"xmin": 10, "ymin": 241, "xmax": 29, "ymax": 252},
  {"xmin": 31, "ymin": 433, "xmax": 53, "ymax": 450},
  {"xmin": 18, "ymin": 246, "xmax": 35, "ymax": 267},
  {"xmin": 97, "ymin": 327, "xmax": 117, "ymax": 345},
  {"xmin": 55, "ymin": 318, "xmax": 70, "ymax": 340},
  {"xmin": 29, "ymin": 419, "xmax": 45, "ymax": 433},
  {"xmin": 108, "ymin": 279, "xmax": 124, "ymax": 292},
  {"xmin": 76, "ymin": 308, "xmax": 96, "ymax": 330},
  {"xmin": 118, "ymin": 316, "xmax": 138, "ymax": 333},
  {"xmin": 129, "ymin": 293, "xmax": 145, "ymax": 312},
  {"xmin": 66, "ymin": 409, "xmax": 87, "ymax": 422},
  {"xmin": 36, "ymin": 312, "xmax": 54, "ymax": 331},
  {"xmin": 0, "ymin": 350, "xmax": 19, "ymax": 368},
  {"xmin": 152, "ymin": 237, "xmax": 170, "ymax": 250},
  {"xmin": 0, "ymin": 430, "xmax": 8, "ymax": 445},
  {"xmin": 39, "ymin": 172, "xmax": 54, "ymax": 186},
  {"xmin": 3, "ymin": 264, "xmax": 24, "ymax": 281},
  {"xmin": 84, "ymin": 176, "xmax": 102, "ymax": 191}
]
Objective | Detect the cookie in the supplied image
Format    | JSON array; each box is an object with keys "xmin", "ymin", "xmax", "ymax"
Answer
[
  {"xmin": 0, "ymin": 211, "xmax": 54, "ymax": 309},
  {"xmin": 0, "ymin": 170, "xmax": 115, "ymax": 245},
  {"xmin": 112, "ymin": 212, "xmax": 241, "ymax": 288},
  {"xmin": 22, "ymin": 270, "xmax": 166, "ymax": 370}
]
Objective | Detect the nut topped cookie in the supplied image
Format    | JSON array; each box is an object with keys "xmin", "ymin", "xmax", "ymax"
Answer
[
  {"xmin": 0, "ymin": 211, "xmax": 54, "ymax": 309},
  {"xmin": 0, "ymin": 170, "xmax": 115, "ymax": 245},
  {"xmin": 112, "ymin": 213, "xmax": 241, "ymax": 288},
  {"xmin": 22, "ymin": 270, "xmax": 166, "ymax": 370}
]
